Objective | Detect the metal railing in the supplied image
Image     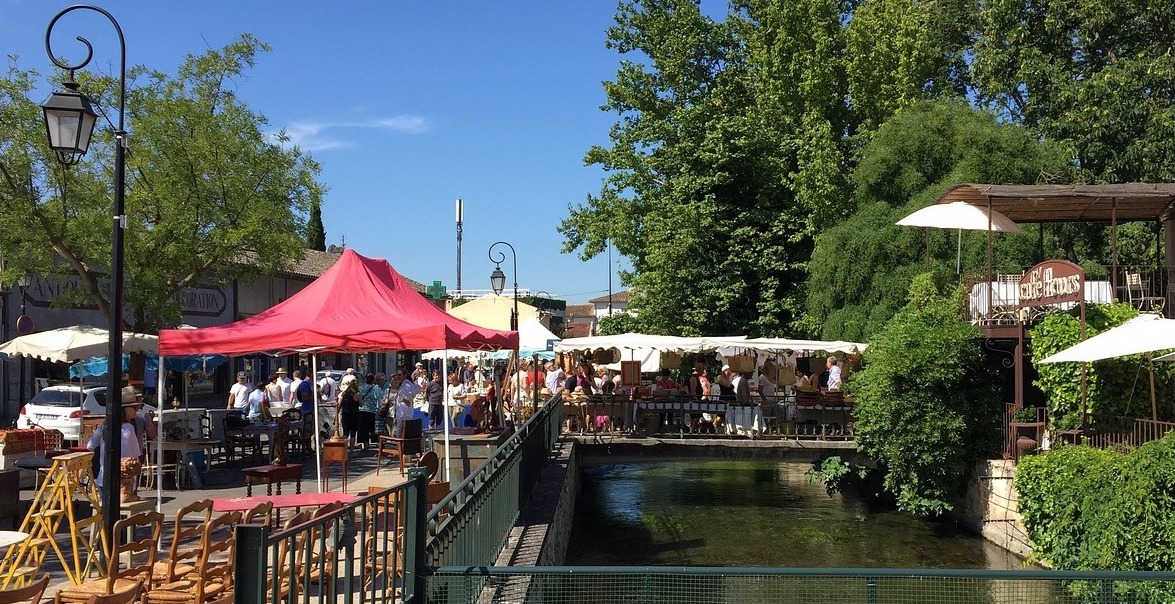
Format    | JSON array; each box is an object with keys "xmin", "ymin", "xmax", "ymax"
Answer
[
  {"xmin": 234, "ymin": 473, "xmax": 429, "ymax": 604},
  {"xmin": 1082, "ymin": 415, "xmax": 1175, "ymax": 451},
  {"xmin": 972, "ymin": 264, "xmax": 1172, "ymax": 325},
  {"xmin": 427, "ymin": 566, "xmax": 1175, "ymax": 604},
  {"xmin": 424, "ymin": 394, "xmax": 562, "ymax": 567}
]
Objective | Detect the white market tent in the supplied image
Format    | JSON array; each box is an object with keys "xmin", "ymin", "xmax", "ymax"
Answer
[{"xmin": 0, "ymin": 325, "xmax": 158, "ymax": 361}]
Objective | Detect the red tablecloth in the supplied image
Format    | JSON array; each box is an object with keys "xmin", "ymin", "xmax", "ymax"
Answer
[{"xmin": 212, "ymin": 491, "xmax": 356, "ymax": 512}]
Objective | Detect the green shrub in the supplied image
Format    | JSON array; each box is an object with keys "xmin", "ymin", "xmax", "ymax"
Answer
[
  {"xmin": 1016, "ymin": 434, "xmax": 1175, "ymax": 572},
  {"xmin": 850, "ymin": 273, "xmax": 1001, "ymax": 516}
]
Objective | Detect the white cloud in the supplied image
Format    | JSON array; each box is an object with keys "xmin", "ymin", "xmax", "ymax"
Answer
[{"xmin": 272, "ymin": 115, "xmax": 430, "ymax": 152}]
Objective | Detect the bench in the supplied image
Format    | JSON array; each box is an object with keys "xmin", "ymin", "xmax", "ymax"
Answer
[{"xmin": 243, "ymin": 463, "xmax": 303, "ymax": 496}]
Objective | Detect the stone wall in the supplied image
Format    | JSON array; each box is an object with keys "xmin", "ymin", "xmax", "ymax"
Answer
[{"xmin": 954, "ymin": 459, "xmax": 1037, "ymax": 562}]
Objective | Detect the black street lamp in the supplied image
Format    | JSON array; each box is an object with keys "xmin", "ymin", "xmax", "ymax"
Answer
[
  {"xmin": 488, "ymin": 241, "xmax": 520, "ymax": 422},
  {"xmin": 42, "ymin": 4, "xmax": 127, "ymax": 547}
]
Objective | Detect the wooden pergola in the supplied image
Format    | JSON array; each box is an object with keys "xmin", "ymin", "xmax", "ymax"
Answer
[{"xmin": 934, "ymin": 183, "xmax": 1175, "ymax": 413}]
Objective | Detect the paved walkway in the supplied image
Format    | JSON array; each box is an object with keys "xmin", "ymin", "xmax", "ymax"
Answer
[{"xmin": 12, "ymin": 444, "xmax": 411, "ymax": 601}]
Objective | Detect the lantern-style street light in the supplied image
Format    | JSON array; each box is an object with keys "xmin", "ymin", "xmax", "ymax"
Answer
[
  {"xmin": 41, "ymin": 4, "xmax": 128, "ymax": 547},
  {"xmin": 488, "ymin": 242, "xmax": 520, "ymax": 424}
]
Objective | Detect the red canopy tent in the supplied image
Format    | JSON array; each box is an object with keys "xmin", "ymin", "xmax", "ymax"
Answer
[
  {"xmin": 158, "ymin": 249, "xmax": 516, "ymax": 491},
  {"xmin": 159, "ymin": 249, "xmax": 517, "ymax": 355}
]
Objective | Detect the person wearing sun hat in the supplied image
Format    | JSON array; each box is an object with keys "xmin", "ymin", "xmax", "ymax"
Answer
[{"xmin": 87, "ymin": 386, "xmax": 146, "ymax": 502}]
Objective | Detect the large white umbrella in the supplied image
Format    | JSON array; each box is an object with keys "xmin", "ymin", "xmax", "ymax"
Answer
[
  {"xmin": 896, "ymin": 202, "xmax": 1024, "ymax": 273},
  {"xmin": 0, "ymin": 324, "xmax": 158, "ymax": 362},
  {"xmin": 1039, "ymin": 314, "xmax": 1175, "ymax": 421}
]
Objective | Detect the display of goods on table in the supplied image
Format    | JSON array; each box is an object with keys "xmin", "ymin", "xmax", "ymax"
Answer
[{"xmin": 0, "ymin": 429, "xmax": 64, "ymax": 456}]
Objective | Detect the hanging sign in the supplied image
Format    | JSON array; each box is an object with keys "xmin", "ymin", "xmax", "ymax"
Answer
[{"xmin": 1018, "ymin": 260, "xmax": 1085, "ymax": 308}]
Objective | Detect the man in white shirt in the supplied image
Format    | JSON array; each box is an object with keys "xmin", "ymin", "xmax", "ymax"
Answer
[
  {"xmin": 275, "ymin": 367, "xmax": 292, "ymax": 401},
  {"xmin": 544, "ymin": 362, "xmax": 565, "ymax": 397},
  {"xmin": 288, "ymin": 371, "xmax": 303, "ymax": 403},
  {"xmin": 390, "ymin": 371, "xmax": 421, "ymax": 436},
  {"xmin": 826, "ymin": 356, "xmax": 842, "ymax": 391},
  {"xmin": 226, "ymin": 371, "xmax": 251, "ymax": 410},
  {"xmin": 318, "ymin": 371, "xmax": 338, "ymax": 405}
]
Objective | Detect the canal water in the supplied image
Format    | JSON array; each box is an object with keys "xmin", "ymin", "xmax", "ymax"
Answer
[{"xmin": 567, "ymin": 460, "xmax": 1028, "ymax": 569}]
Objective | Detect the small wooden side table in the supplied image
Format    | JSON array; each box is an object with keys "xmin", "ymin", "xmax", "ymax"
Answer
[
  {"xmin": 242, "ymin": 463, "xmax": 303, "ymax": 496},
  {"xmin": 320, "ymin": 439, "xmax": 348, "ymax": 492}
]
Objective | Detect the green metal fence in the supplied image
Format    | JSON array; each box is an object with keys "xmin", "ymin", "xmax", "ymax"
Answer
[
  {"xmin": 427, "ymin": 566, "xmax": 1175, "ymax": 604},
  {"xmin": 424, "ymin": 394, "xmax": 563, "ymax": 567}
]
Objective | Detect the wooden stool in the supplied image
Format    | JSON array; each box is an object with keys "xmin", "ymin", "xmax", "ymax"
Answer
[
  {"xmin": 320, "ymin": 439, "xmax": 348, "ymax": 492},
  {"xmin": 242, "ymin": 463, "xmax": 303, "ymax": 496}
]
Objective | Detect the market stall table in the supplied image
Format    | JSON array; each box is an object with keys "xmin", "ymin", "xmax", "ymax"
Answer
[
  {"xmin": 725, "ymin": 404, "xmax": 764, "ymax": 436},
  {"xmin": 0, "ymin": 531, "xmax": 28, "ymax": 549}
]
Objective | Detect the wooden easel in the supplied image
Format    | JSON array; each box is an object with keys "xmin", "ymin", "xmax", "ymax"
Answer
[{"xmin": 0, "ymin": 452, "xmax": 106, "ymax": 587}]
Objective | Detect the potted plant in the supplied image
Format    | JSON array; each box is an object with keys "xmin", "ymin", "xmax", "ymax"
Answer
[{"xmin": 1011, "ymin": 406, "xmax": 1038, "ymax": 424}]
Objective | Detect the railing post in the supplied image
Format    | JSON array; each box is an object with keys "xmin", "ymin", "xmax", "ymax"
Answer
[
  {"xmin": 234, "ymin": 523, "xmax": 270, "ymax": 604},
  {"xmin": 404, "ymin": 467, "xmax": 428, "ymax": 603}
]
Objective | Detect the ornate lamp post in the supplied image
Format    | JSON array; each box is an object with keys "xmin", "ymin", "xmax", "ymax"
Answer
[
  {"xmin": 41, "ymin": 4, "xmax": 127, "ymax": 546},
  {"xmin": 488, "ymin": 241, "xmax": 520, "ymax": 423}
]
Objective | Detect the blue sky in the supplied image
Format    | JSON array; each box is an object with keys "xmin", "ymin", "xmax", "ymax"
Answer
[{"xmin": 2, "ymin": 1, "xmax": 650, "ymax": 303}]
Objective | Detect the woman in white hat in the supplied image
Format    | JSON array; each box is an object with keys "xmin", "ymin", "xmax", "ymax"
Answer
[{"xmin": 86, "ymin": 386, "xmax": 145, "ymax": 502}]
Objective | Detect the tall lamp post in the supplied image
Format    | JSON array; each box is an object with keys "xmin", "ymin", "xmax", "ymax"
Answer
[
  {"xmin": 488, "ymin": 241, "xmax": 519, "ymax": 423},
  {"xmin": 41, "ymin": 4, "xmax": 127, "ymax": 547}
]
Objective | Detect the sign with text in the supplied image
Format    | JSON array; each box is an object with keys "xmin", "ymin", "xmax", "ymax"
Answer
[
  {"xmin": 25, "ymin": 275, "xmax": 227, "ymax": 317},
  {"xmin": 1018, "ymin": 260, "xmax": 1085, "ymax": 308}
]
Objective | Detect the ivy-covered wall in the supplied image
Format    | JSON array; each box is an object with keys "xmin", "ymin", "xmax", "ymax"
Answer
[{"xmin": 1030, "ymin": 303, "xmax": 1175, "ymax": 423}]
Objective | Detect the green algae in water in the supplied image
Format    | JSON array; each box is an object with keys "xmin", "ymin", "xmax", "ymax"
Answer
[{"xmin": 567, "ymin": 460, "xmax": 1029, "ymax": 569}]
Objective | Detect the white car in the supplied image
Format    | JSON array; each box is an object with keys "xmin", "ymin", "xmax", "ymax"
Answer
[{"xmin": 18, "ymin": 385, "xmax": 155, "ymax": 443}]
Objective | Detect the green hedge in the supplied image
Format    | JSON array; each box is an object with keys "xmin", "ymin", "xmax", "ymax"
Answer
[{"xmin": 1016, "ymin": 435, "xmax": 1175, "ymax": 571}]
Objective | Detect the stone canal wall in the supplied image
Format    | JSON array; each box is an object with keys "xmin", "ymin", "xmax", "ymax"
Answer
[
  {"xmin": 494, "ymin": 439, "xmax": 580, "ymax": 566},
  {"xmin": 954, "ymin": 459, "xmax": 1038, "ymax": 563}
]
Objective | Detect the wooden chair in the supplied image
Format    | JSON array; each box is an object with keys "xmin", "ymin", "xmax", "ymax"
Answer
[
  {"xmin": 416, "ymin": 450, "xmax": 440, "ymax": 482},
  {"xmin": 151, "ymin": 499, "xmax": 213, "ymax": 587},
  {"xmin": 282, "ymin": 409, "xmax": 312, "ymax": 458},
  {"xmin": 55, "ymin": 511, "xmax": 164, "ymax": 604},
  {"xmin": 223, "ymin": 412, "xmax": 261, "ymax": 462},
  {"xmin": 82, "ymin": 579, "xmax": 143, "ymax": 604},
  {"xmin": 242, "ymin": 500, "xmax": 274, "ymax": 527},
  {"xmin": 143, "ymin": 511, "xmax": 240, "ymax": 604},
  {"xmin": 376, "ymin": 418, "xmax": 423, "ymax": 475},
  {"xmin": 0, "ymin": 573, "xmax": 49, "ymax": 604},
  {"xmin": 363, "ymin": 487, "xmax": 406, "ymax": 591},
  {"xmin": 271, "ymin": 510, "xmax": 313, "ymax": 600},
  {"xmin": 300, "ymin": 501, "xmax": 346, "ymax": 586}
]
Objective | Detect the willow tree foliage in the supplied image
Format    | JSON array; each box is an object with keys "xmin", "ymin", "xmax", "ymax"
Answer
[
  {"xmin": 0, "ymin": 36, "xmax": 323, "ymax": 332},
  {"xmin": 808, "ymin": 100, "xmax": 1075, "ymax": 341}
]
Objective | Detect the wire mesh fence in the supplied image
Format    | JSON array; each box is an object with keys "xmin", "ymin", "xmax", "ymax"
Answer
[{"xmin": 428, "ymin": 566, "xmax": 1175, "ymax": 604}]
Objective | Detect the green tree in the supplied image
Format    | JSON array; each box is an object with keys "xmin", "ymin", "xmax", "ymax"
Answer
[
  {"xmin": 0, "ymin": 35, "xmax": 323, "ymax": 332},
  {"xmin": 851, "ymin": 273, "xmax": 1001, "ymax": 515},
  {"xmin": 807, "ymin": 100, "xmax": 1074, "ymax": 341},
  {"xmin": 306, "ymin": 199, "xmax": 326, "ymax": 251},
  {"xmin": 973, "ymin": 0, "xmax": 1175, "ymax": 183},
  {"xmin": 597, "ymin": 312, "xmax": 642, "ymax": 336}
]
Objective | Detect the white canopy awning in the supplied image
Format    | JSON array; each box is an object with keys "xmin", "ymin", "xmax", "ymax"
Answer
[{"xmin": 0, "ymin": 325, "xmax": 158, "ymax": 362}]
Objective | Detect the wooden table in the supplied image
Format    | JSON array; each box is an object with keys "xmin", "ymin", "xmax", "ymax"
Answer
[{"xmin": 242, "ymin": 463, "xmax": 303, "ymax": 496}]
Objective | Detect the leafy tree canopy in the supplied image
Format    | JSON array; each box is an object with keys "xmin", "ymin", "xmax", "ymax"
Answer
[{"xmin": 0, "ymin": 35, "xmax": 324, "ymax": 331}]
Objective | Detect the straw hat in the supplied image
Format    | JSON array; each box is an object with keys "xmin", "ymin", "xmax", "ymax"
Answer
[
  {"xmin": 569, "ymin": 386, "xmax": 589, "ymax": 403},
  {"xmin": 275, "ymin": 367, "xmax": 288, "ymax": 375},
  {"xmin": 120, "ymin": 386, "xmax": 142, "ymax": 406}
]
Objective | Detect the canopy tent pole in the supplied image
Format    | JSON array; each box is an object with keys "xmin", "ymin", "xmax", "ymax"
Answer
[
  {"xmin": 312, "ymin": 355, "xmax": 322, "ymax": 492},
  {"xmin": 443, "ymin": 350, "xmax": 451, "ymax": 483},
  {"xmin": 156, "ymin": 356, "xmax": 164, "ymax": 513}
]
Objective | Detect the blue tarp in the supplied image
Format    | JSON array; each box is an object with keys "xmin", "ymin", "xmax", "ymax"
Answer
[
  {"xmin": 488, "ymin": 348, "xmax": 556, "ymax": 361},
  {"xmin": 69, "ymin": 353, "xmax": 229, "ymax": 379}
]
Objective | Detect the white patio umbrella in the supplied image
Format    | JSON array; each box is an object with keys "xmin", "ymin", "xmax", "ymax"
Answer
[
  {"xmin": 1039, "ymin": 314, "xmax": 1175, "ymax": 421},
  {"xmin": 0, "ymin": 324, "xmax": 158, "ymax": 362},
  {"xmin": 896, "ymin": 202, "xmax": 1024, "ymax": 274}
]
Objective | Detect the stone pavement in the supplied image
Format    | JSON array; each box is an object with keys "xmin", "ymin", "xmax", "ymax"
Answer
[{"xmin": 14, "ymin": 444, "xmax": 412, "ymax": 602}]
